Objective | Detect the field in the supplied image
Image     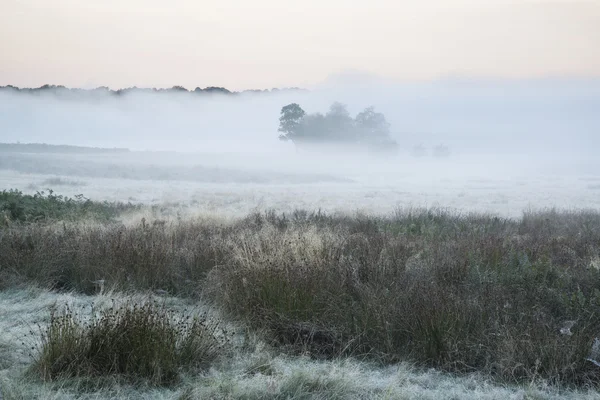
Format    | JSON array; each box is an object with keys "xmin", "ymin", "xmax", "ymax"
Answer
[
  {"xmin": 1, "ymin": 150, "xmax": 600, "ymax": 218},
  {"xmin": 1, "ymin": 150, "xmax": 600, "ymax": 399}
]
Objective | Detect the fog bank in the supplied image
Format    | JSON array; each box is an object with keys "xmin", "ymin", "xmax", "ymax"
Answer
[{"xmin": 1, "ymin": 78, "xmax": 599, "ymax": 182}]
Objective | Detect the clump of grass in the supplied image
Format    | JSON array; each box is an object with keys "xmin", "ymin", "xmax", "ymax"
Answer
[{"xmin": 30, "ymin": 300, "xmax": 228, "ymax": 386}]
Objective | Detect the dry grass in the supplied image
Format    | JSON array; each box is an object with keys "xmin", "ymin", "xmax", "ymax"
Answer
[
  {"xmin": 1, "ymin": 205, "xmax": 600, "ymax": 388},
  {"xmin": 208, "ymin": 209, "xmax": 600, "ymax": 386},
  {"xmin": 29, "ymin": 298, "xmax": 228, "ymax": 386},
  {"xmin": 1, "ymin": 289, "xmax": 599, "ymax": 399},
  {"xmin": 0, "ymin": 218, "xmax": 222, "ymax": 294}
]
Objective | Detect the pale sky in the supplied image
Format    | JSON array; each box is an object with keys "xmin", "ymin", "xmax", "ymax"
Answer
[{"xmin": 1, "ymin": 0, "xmax": 599, "ymax": 90}]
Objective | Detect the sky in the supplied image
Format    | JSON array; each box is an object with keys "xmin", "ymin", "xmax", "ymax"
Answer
[{"xmin": 1, "ymin": 0, "xmax": 599, "ymax": 90}]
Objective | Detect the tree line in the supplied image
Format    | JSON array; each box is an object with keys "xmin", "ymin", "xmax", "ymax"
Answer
[{"xmin": 0, "ymin": 85, "xmax": 304, "ymax": 97}]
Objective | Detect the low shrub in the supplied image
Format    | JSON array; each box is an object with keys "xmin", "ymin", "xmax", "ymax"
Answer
[{"xmin": 0, "ymin": 189, "xmax": 137, "ymax": 225}]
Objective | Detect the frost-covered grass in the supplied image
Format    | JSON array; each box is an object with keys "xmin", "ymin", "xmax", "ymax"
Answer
[
  {"xmin": 1, "ymin": 289, "xmax": 599, "ymax": 400},
  {"xmin": 31, "ymin": 300, "xmax": 227, "ymax": 386},
  {"xmin": 1, "ymin": 186, "xmax": 600, "ymax": 397},
  {"xmin": 2, "ymin": 203, "xmax": 600, "ymax": 386}
]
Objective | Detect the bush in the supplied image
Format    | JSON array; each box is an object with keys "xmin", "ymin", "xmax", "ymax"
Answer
[
  {"xmin": 31, "ymin": 300, "xmax": 228, "ymax": 386},
  {"xmin": 0, "ymin": 189, "xmax": 137, "ymax": 225}
]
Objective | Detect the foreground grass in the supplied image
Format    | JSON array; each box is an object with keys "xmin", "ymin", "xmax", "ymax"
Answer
[
  {"xmin": 31, "ymin": 300, "xmax": 226, "ymax": 386},
  {"xmin": 209, "ymin": 209, "xmax": 600, "ymax": 387},
  {"xmin": 1, "ymin": 288, "xmax": 598, "ymax": 400},
  {"xmin": 1, "ymin": 192, "xmax": 599, "ymax": 390}
]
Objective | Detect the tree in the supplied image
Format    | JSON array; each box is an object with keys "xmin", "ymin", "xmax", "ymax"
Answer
[
  {"xmin": 355, "ymin": 107, "xmax": 390, "ymax": 141},
  {"xmin": 277, "ymin": 102, "xmax": 398, "ymax": 153},
  {"xmin": 433, "ymin": 144, "xmax": 451, "ymax": 158},
  {"xmin": 324, "ymin": 102, "xmax": 354, "ymax": 142},
  {"xmin": 278, "ymin": 103, "xmax": 306, "ymax": 142},
  {"xmin": 354, "ymin": 106, "xmax": 397, "ymax": 151}
]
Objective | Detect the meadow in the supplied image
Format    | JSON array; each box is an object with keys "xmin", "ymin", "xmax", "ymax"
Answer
[
  {"xmin": 3, "ymin": 4, "xmax": 600, "ymax": 398},
  {"xmin": 1, "ymin": 149, "xmax": 599, "ymax": 219},
  {"xmin": 1, "ymin": 181, "xmax": 600, "ymax": 399}
]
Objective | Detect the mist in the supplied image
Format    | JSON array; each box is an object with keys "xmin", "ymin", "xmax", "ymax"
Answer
[
  {"xmin": 1, "ymin": 76, "xmax": 599, "ymax": 216},
  {"xmin": 2, "ymin": 78, "xmax": 598, "ymax": 154}
]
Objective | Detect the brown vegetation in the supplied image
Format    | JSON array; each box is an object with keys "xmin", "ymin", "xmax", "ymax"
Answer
[{"xmin": 2, "ymin": 206, "xmax": 600, "ymax": 386}]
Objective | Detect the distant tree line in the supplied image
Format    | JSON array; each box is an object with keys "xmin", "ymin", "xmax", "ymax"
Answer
[
  {"xmin": 0, "ymin": 85, "xmax": 305, "ymax": 97},
  {"xmin": 0, "ymin": 142, "xmax": 130, "ymax": 155},
  {"xmin": 278, "ymin": 102, "xmax": 398, "ymax": 153}
]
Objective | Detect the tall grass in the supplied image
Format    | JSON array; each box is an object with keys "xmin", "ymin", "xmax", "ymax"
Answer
[
  {"xmin": 207, "ymin": 209, "xmax": 600, "ymax": 386},
  {"xmin": 0, "ymin": 218, "xmax": 223, "ymax": 294},
  {"xmin": 3, "ymin": 289, "xmax": 599, "ymax": 400},
  {"xmin": 30, "ymin": 299, "xmax": 227, "ymax": 386},
  {"xmin": 2, "ymin": 198, "xmax": 600, "ymax": 386}
]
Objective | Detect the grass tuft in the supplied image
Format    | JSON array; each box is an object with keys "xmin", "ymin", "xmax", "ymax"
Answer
[{"xmin": 30, "ymin": 299, "xmax": 228, "ymax": 386}]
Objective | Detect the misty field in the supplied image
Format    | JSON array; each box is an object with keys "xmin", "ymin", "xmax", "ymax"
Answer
[
  {"xmin": 1, "ymin": 187, "xmax": 600, "ymax": 399},
  {"xmin": 1, "ymin": 143, "xmax": 600, "ymax": 399},
  {"xmin": 3, "ymin": 0, "xmax": 600, "ymax": 396},
  {"xmin": 1, "ymin": 149, "xmax": 600, "ymax": 219}
]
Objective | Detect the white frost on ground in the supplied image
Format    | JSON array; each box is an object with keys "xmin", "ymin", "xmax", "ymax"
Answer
[
  {"xmin": 2, "ymin": 164, "xmax": 600, "ymax": 219},
  {"xmin": 1, "ymin": 288, "xmax": 599, "ymax": 400}
]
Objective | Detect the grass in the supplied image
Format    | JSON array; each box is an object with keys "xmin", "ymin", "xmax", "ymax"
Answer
[
  {"xmin": 2, "ymin": 289, "xmax": 599, "ymax": 399},
  {"xmin": 1, "ymin": 191, "xmax": 600, "ymax": 394},
  {"xmin": 0, "ymin": 216, "xmax": 221, "ymax": 293},
  {"xmin": 29, "ymin": 298, "xmax": 227, "ymax": 386},
  {"xmin": 0, "ymin": 152, "xmax": 347, "ymax": 184},
  {"xmin": 210, "ymin": 210, "xmax": 600, "ymax": 386},
  {"xmin": 0, "ymin": 142, "xmax": 129, "ymax": 154}
]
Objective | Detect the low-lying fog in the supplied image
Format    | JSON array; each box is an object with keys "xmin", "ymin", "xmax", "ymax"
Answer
[{"xmin": 1, "ymin": 77, "xmax": 599, "ymax": 217}]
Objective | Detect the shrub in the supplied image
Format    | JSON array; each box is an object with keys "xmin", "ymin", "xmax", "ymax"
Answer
[
  {"xmin": 31, "ymin": 300, "xmax": 228, "ymax": 386},
  {"xmin": 0, "ymin": 189, "xmax": 137, "ymax": 225}
]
